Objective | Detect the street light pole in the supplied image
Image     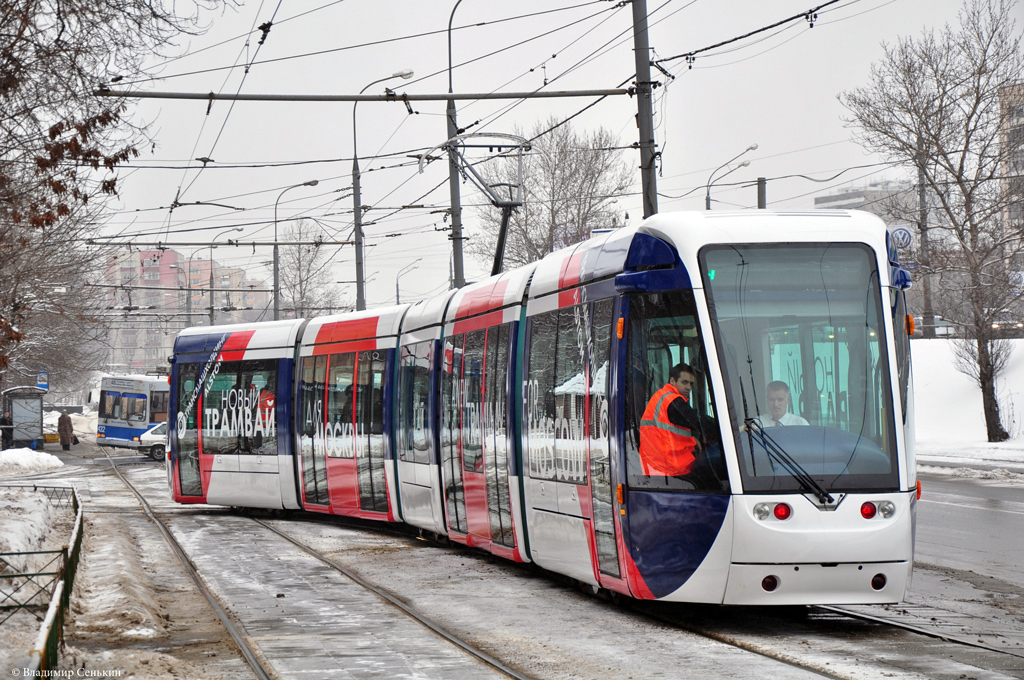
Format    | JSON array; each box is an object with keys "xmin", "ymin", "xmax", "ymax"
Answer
[
  {"xmin": 209, "ymin": 227, "xmax": 243, "ymax": 326},
  {"xmin": 353, "ymin": 69, "xmax": 413, "ymax": 311},
  {"xmin": 705, "ymin": 144, "xmax": 757, "ymax": 210},
  {"xmin": 274, "ymin": 180, "xmax": 319, "ymax": 320},
  {"xmin": 185, "ymin": 251, "xmax": 200, "ymax": 322},
  {"xmin": 395, "ymin": 259, "xmax": 422, "ymax": 304}
]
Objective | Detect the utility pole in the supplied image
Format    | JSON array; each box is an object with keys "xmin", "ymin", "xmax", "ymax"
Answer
[
  {"xmin": 447, "ymin": 1, "xmax": 467, "ymax": 288},
  {"xmin": 917, "ymin": 135, "xmax": 936, "ymax": 338},
  {"xmin": 631, "ymin": 0, "xmax": 658, "ymax": 218},
  {"xmin": 757, "ymin": 177, "xmax": 767, "ymax": 208}
]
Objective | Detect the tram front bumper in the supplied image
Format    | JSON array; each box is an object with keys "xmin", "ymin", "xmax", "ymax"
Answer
[{"xmin": 722, "ymin": 560, "xmax": 911, "ymax": 605}]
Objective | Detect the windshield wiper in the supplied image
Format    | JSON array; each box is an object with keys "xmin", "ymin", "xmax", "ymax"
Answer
[{"xmin": 744, "ymin": 418, "xmax": 834, "ymax": 505}]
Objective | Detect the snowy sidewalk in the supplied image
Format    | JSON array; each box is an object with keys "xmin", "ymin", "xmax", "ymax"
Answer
[{"xmin": 917, "ymin": 439, "xmax": 1024, "ymax": 476}]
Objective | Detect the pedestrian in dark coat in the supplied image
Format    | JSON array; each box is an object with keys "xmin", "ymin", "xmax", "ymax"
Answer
[
  {"xmin": 0, "ymin": 410, "xmax": 12, "ymax": 450},
  {"xmin": 58, "ymin": 411, "xmax": 74, "ymax": 451}
]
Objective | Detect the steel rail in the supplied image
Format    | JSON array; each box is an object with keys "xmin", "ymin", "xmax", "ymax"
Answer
[
  {"xmin": 819, "ymin": 605, "xmax": 1024, "ymax": 659},
  {"xmin": 252, "ymin": 517, "xmax": 538, "ymax": 680},
  {"xmin": 97, "ymin": 445, "xmax": 274, "ymax": 680}
]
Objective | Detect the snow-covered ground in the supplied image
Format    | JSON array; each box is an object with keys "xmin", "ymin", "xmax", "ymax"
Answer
[
  {"xmin": 0, "ymin": 338, "xmax": 1022, "ymax": 677},
  {"xmin": 0, "ymin": 471, "xmax": 75, "ymax": 673},
  {"xmin": 912, "ymin": 338, "xmax": 1024, "ymax": 480}
]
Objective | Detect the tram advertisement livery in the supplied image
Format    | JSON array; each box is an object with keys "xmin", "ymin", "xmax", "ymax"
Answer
[{"xmin": 168, "ymin": 211, "xmax": 918, "ymax": 606}]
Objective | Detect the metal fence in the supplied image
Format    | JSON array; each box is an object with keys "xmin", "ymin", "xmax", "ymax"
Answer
[{"xmin": 0, "ymin": 484, "xmax": 83, "ymax": 672}]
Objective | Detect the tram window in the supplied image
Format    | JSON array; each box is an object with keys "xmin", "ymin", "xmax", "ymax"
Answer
[
  {"xmin": 487, "ymin": 324, "xmax": 510, "ymax": 473},
  {"xmin": 442, "ymin": 334, "xmax": 468, "ymax": 533},
  {"xmin": 486, "ymin": 323, "xmax": 514, "ymax": 546},
  {"xmin": 327, "ymin": 353, "xmax": 355, "ymax": 458},
  {"xmin": 462, "ymin": 330, "xmax": 486, "ymax": 473},
  {"xmin": 174, "ymin": 364, "xmax": 201, "ymax": 497},
  {"xmin": 200, "ymin": 359, "xmax": 280, "ymax": 456},
  {"xmin": 589, "ymin": 298, "xmax": 620, "ymax": 576},
  {"xmin": 238, "ymin": 359, "xmax": 277, "ymax": 455},
  {"xmin": 398, "ymin": 341, "xmax": 432, "ymax": 464},
  {"xmin": 624, "ymin": 290, "xmax": 728, "ymax": 493},
  {"xmin": 300, "ymin": 355, "xmax": 329, "ymax": 505},
  {"xmin": 554, "ymin": 306, "xmax": 587, "ymax": 484},
  {"xmin": 527, "ymin": 310, "xmax": 559, "ymax": 480},
  {"xmin": 354, "ymin": 351, "xmax": 386, "ymax": 456},
  {"xmin": 891, "ymin": 289, "xmax": 911, "ymax": 422},
  {"xmin": 356, "ymin": 350, "xmax": 388, "ymax": 512},
  {"xmin": 701, "ymin": 243, "xmax": 899, "ymax": 494},
  {"xmin": 98, "ymin": 390, "xmax": 121, "ymax": 419}
]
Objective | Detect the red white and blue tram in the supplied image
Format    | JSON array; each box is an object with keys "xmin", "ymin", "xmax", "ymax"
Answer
[{"xmin": 168, "ymin": 210, "xmax": 917, "ymax": 605}]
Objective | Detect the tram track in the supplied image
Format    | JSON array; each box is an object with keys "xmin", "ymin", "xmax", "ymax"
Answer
[
  {"xmin": 97, "ymin": 444, "xmax": 275, "ymax": 680},
  {"xmin": 93, "ymin": 446, "xmax": 536, "ymax": 680},
  {"xmin": 819, "ymin": 604, "xmax": 1024, "ymax": 659},
  {"xmin": 252, "ymin": 513, "xmax": 852, "ymax": 680},
  {"xmin": 270, "ymin": 510, "xmax": 1024, "ymax": 679},
  {"xmin": 251, "ymin": 517, "xmax": 539, "ymax": 680},
  {"xmin": 75, "ymin": 449, "xmax": 1023, "ymax": 680}
]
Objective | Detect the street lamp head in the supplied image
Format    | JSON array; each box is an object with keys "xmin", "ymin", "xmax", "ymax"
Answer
[
  {"xmin": 747, "ymin": 144, "xmax": 758, "ymax": 152},
  {"xmin": 738, "ymin": 160, "xmax": 751, "ymax": 168},
  {"xmin": 303, "ymin": 180, "xmax": 319, "ymax": 187},
  {"xmin": 394, "ymin": 69, "xmax": 414, "ymax": 80}
]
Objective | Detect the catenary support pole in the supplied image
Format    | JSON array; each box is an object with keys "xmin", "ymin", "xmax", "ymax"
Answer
[
  {"xmin": 447, "ymin": 1, "xmax": 467, "ymax": 289},
  {"xmin": 631, "ymin": 0, "xmax": 658, "ymax": 218}
]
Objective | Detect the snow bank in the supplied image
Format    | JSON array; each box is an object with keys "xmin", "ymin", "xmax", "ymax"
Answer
[
  {"xmin": 0, "ymin": 448, "xmax": 64, "ymax": 476},
  {"xmin": 912, "ymin": 338, "xmax": 1024, "ymax": 470},
  {"xmin": 0, "ymin": 486, "xmax": 74, "ymax": 671}
]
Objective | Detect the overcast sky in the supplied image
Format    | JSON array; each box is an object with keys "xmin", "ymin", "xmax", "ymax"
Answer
[{"xmin": 102, "ymin": 0, "xmax": 1018, "ymax": 310}]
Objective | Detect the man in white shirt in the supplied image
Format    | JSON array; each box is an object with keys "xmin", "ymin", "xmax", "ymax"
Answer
[{"xmin": 756, "ymin": 381, "xmax": 809, "ymax": 427}]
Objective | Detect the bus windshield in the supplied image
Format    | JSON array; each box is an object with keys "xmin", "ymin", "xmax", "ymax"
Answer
[{"xmin": 700, "ymin": 243, "xmax": 899, "ymax": 494}]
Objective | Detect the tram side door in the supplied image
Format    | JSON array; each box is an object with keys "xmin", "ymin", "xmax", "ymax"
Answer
[{"xmin": 588, "ymin": 299, "xmax": 622, "ymax": 583}]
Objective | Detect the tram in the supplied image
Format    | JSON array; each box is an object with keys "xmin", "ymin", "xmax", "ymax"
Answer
[
  {"xmin": 96, "ymin": 374, "xmax": 170, "ymax": 450},
  {"xmin": 168, "ymin": 210, "xmax": 917, "ymax": 605}
]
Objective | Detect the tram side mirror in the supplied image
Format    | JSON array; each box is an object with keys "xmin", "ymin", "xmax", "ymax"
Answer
[{"xmin": 893, "ymin": 268, "xmax": 912, "ymax": 290}]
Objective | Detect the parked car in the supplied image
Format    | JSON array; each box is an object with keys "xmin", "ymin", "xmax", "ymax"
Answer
[{"xmin": 139, "ymin": 422, "xmax": 167, "ymax": 461}]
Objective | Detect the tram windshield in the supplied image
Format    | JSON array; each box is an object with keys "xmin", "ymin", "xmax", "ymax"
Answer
[{"xmin": 700, "ymin": 243, "xmax": 899, "ymax": 494}]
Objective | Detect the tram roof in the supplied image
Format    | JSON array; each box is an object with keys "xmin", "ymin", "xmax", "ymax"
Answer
[
  {"xmin": 301, "ymin": 304, "xmax": 408, "ymax": 350},
  {"xmin": 175, "ymin": 318, "xmax": 307, "ymax": 355}
]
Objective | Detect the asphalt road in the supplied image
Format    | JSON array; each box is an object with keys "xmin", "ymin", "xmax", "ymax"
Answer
[{"xmin": 916, "ymin": 471, "xmax": 1024, "ymax": 591}]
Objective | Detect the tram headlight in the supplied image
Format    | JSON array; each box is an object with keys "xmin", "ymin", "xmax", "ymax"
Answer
[
  {"xmin": 753, "ymin": 503, "xmax": 771, "ymax": 521},
  {"xmin": 878, "ymin": 501, "xmax": 896, "ymax": 518}
]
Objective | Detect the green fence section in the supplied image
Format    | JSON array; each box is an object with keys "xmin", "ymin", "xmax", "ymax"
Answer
[{"xmin": 0, "ymin": 485, "xmax": 83, "ymax": 672}]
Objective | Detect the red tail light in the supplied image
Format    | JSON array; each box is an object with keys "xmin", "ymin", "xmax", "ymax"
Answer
[
  {"xmin": 871, "ymin": 573, "xmax": 887, "ymax": 590},
  {"xmin": 762, "ymin": 575, "xmax": 779, "ymax": 592},
  {"xmin": 860, "ymin": 502, "xmax": 877, "ymax": 519},
  {"xmin": 773, "ymin": 503, "xmax": 792, "ymax": 520}
]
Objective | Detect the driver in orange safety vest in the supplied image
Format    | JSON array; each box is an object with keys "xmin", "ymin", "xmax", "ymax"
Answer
[{"xmin": 639, "ymin": 362, "xmax": 705, "ymax": 476}]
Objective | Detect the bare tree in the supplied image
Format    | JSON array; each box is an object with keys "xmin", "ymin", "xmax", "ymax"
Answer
[
  {"xmin": 841, "ymin": 0, "xmax": 1024, "ymax": 441},
  {"xmin": 0, "ymin": 0, "xmax": 233, "ymax": 384},
  {"xmin": 467, "ymin": 118, "xmax": 634, "ymax": 269},
  {"xmin": 279, "ymin": 219, "xmax": 344, "ymax": 318},
  {"xmin": 0, "ymin": 214, "xmax": 112, "ymax": 392}
]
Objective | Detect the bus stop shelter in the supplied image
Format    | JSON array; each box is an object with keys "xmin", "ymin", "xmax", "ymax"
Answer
[{"xmin": 2, "ymin": 386, "xmax": 46, "ymax": 449}]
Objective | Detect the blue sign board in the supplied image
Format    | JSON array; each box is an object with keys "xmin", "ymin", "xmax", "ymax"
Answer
[{"xmin": 36, "ymin": 371, "xmax": 48, "ymax": 391}]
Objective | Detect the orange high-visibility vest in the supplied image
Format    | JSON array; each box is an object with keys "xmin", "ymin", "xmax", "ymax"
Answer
[{"xmin": 639, "ymin": 383, "xmax": 698, "ymax": 476}]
